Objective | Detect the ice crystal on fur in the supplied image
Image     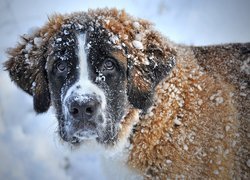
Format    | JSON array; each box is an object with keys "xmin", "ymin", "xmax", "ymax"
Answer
[
  {"xmin": 24, "ymin": 43, "xmax": 33, "ymax": 53},
  {"xmin": 34, "ymin": 37, "xmax": 43, "ymax": 47},
  {"xmin": 241, "ymin": 57, "xmax": 250, "ymax": 74},
  {"xmin": 132, "ymin": 40, "xmax": 143, "ymax": 50}
]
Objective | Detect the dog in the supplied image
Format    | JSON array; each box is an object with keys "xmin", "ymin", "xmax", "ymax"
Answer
[{"xmin": 4, "ymin": 8, "xmax": 250, "ymax": 179}]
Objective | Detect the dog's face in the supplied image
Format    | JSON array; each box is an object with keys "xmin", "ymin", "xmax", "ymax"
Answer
[
  {"xmin": 46, "ymin": 27, "xmax": 129, "ymax": 144},
  {"xmin": 4, "ymin": 9, "xmax": 176, "ymax": 147}
]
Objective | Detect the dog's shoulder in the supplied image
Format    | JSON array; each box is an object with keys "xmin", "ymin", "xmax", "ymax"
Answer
[{"xmin": 128, "ymin": 43, "xmax": 250, "ymax": 179}]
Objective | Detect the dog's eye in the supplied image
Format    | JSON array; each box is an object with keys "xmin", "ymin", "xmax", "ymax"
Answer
[
  {"xmin": 104, "ymin": 59, "xmax": 115, "ymax": 70},
  {"xmin": 57, "ymin": 61, "xmax": 67, "ymax": 72}
]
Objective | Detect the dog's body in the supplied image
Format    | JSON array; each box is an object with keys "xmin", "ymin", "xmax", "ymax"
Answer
[
  {"xmin": 129, "ymin": 44, "xmax": 250, "ymax": 179},
  {"xmin": 4, "ymin": 9, "xmax": 249, "ymax": 179}
]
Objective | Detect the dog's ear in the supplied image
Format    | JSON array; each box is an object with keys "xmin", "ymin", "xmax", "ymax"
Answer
[
  {"xmin": 4, "ymin": 15, "xmax": 64, "ymax": 113},
  {"xmin": 127, "ymin": 32, "xmax": 176, "ymax": 112},
  {"xmin": 4, "ymin": 35, "xmax": 51, "ymax": 113}
]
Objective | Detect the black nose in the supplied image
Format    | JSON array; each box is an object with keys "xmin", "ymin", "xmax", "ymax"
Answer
[{"xmin": 68, "ymin": 95, "xmax": 101, "ymax": 121}]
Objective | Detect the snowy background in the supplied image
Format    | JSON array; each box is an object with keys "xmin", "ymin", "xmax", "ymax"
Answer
[{"xmin": 0, "ymin": 0, "xmax": 250, "ymax": 179}]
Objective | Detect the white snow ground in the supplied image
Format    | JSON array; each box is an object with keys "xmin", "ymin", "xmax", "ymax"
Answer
[{"xmin": 0, "ymin": 0, "xmax": 249, "ymax": 179}]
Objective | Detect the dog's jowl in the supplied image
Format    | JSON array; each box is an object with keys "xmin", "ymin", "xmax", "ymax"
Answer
[{"xmin": 4, "ymin": 8, "xmax": 250, "ymax": 179}]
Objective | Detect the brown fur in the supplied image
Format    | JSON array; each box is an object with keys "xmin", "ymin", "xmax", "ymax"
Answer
[
  {"xmin": 3, "ymin": 8, "xmax": 249, "ymax": 179},
  {"xmin": 128, "ymin": 44, "xmax": 250, "ymax": 179}
]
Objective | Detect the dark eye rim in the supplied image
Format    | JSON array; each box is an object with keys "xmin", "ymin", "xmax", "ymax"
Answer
[
  {"xmin": 56, "ymin": 61, "xmax": 67, "ymax": 72},
  {"xmin": 104, "ymin": 58, "xmax": 116, "ymax": 70}
]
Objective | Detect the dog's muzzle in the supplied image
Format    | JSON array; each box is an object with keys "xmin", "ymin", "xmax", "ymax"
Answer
[
  {"xmin": 63, "ymin": 94, "xmax": 105, "ymax": 143},
  {"xmin": 67, "ymin": 94, "xmax": 104, "ymax": 126}
]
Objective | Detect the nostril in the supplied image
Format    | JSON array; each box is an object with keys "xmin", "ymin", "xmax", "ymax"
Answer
[
  {"xmin": 71, "ymin": 107, "xmax": 79, "ymax": 115},
  {"xmin": 85, "ymin": 107, "xmax": 94, "ymax": 115}
]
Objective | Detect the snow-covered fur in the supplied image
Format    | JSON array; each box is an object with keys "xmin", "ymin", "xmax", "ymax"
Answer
[{"xmin": 4, "ymin": 8, "xmax": 250, "ymax": 179}]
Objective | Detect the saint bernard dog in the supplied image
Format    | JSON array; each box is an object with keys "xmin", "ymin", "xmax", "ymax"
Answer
[{"xmin": 4, "ymin": 8, "xmax": 250, "ymax": 179}]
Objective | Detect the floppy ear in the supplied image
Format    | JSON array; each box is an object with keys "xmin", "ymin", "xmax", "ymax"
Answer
[
  {"xmin": 127, "ymin": 32, "xmax": 176, "ymax": 112},
  {"xmin": 4, "ymin": 34, "xmax": 51, "ymax": 113},
  {"xmin": 4, "ymin": 15, "xmax": 64, "ymax": 113}
]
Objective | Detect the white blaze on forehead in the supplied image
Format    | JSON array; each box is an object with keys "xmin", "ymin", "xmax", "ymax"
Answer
[
  {"xmin": 78, "ymin": 33, "xmax": 88, "ymax": 80},
  {"xmin": 62, "ymin": 33, "xmax": 106, "ymax": 110}
]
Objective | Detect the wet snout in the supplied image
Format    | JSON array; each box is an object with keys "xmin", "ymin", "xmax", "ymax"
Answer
[{"xmin": 68, "ymin": 94, "xmax": 101, "ymax": 123}]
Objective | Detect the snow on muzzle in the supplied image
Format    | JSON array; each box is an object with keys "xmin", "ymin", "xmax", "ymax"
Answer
[
  {"xmin": 63, "ymin": 93, "xmax": 106, "ymax": 142},
  {"xmin": 67, "ymin": 94, "xmax": 102, "ymax": 122}
]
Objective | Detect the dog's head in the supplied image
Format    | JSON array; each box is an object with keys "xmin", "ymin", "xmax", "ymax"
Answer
[{"xmin": 4, "ymin": 9, "xmax": 176, "ymax": 146}]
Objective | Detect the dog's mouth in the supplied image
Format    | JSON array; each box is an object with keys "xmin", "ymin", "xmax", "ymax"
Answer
[
  {"xmin": 59, "ymin": 119, "xmax": 100, "ymax": 145},
  {"xmin": 58, "ymin": 117, "xmax": 119, "ymax": 146},
  {"xmin": 71, "ymin": 129, "xmax": 98, "ymax": 144},
  {"xmin": 61, "ymin": 130, "xmax": 98, "ymax": 145}
]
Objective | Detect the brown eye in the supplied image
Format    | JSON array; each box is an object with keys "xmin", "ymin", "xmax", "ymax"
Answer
[
  {"xmin": 57, "ymin": 62, "xmax": 67, "ymax": 72},
  {"xmin": 104, "ymin": 59, "xmax": 115, "ymax": 70}
]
